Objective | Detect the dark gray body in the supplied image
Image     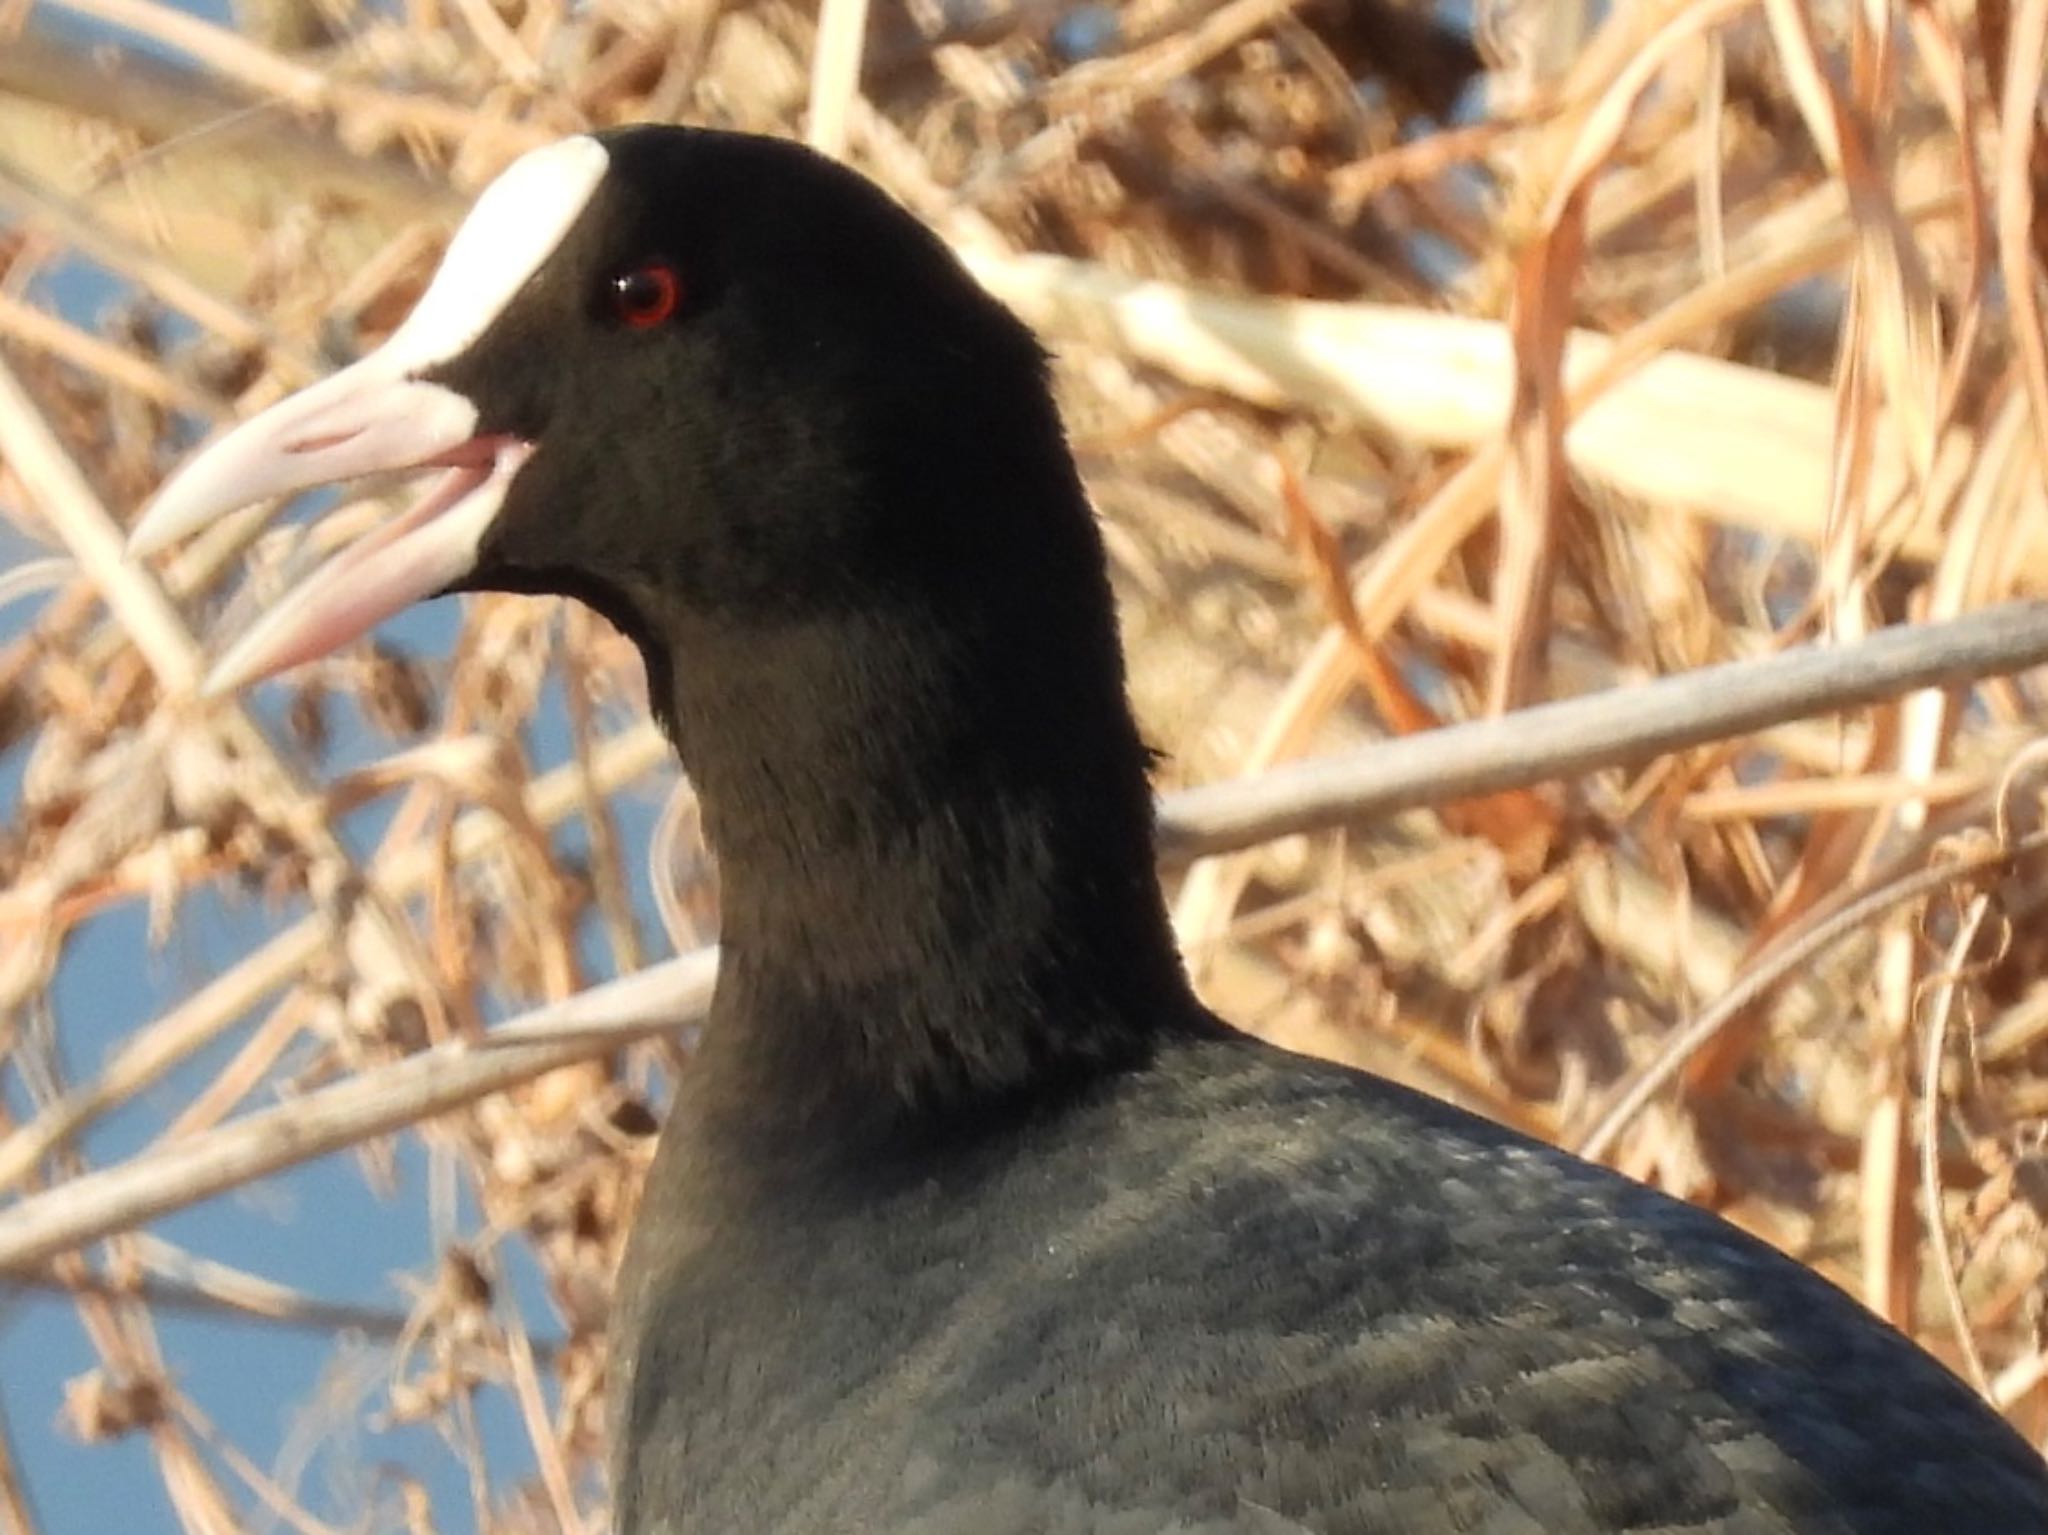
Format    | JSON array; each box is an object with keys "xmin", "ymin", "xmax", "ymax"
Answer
[{"xmin": 612, "ymin": 1031, "xmax": 2048, "ymax": 1534}]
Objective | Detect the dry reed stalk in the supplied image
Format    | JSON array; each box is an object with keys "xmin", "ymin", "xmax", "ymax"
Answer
[
  {"xmin": 0, "ymin": 952, "xmax": 717, "ymax": 1272},
  {"xmin": 22, "ymin": 1235, "xmax": 418, "ymax": 1338},
  {"xmin": 970, "ymin": 225, "xmax": 2003, "ymax": 572},
  {"xmin": 0, "ymin": 1404, "xmax": 32, "ymax": 1535},
  {"xmin": 0, "ymin": 293, "xmax": 222, "ymax": 415},
  {"xmin": 1995, "ymin": 0, "xmax": 2048, "ymax": 483},
  {"xmin": 1922, "ymin": 891, "xmax": 1998, "ymax": 1398},
  {"xmin": 0, "ymin": 720, "xmax": 666, "ymax": 1186},
  {"xmin": 805, "ymin": 0, "xmax": 872, "ymax": 157},
  {"xmin": 1577, "ymin": 828, "xmax": 2048, "ymax": 1162},
  {"xmin": 0, "ymin": 357, "xmax": 442, "ymax": 1042}
]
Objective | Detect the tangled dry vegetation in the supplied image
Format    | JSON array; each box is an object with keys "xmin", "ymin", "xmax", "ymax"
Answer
[{"xmin": 1, "ymin": 0, "xmax": 2047, "ymax": 1528}]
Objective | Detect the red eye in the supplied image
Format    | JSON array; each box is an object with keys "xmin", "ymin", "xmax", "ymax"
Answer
[{"xmin": 611, "ymin": 261, "xmax": 682, "ymax": 329}]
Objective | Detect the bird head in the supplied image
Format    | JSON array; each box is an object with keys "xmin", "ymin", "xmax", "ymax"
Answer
[{"xmin": 128, "ymin": 126, "xmax": 1053, "ymax": 694}]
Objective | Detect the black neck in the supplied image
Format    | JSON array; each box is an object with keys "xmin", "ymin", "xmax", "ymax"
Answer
[{"xmin": 635, "ymin": 443, "xmax": 1200, "ymax": 1148}]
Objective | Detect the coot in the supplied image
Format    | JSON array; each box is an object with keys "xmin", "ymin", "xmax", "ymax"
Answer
[{"xmin": 130, "ymin": 126, "xmax": 2048, "ymax": 1534}]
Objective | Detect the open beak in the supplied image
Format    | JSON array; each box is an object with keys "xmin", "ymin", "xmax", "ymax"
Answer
[
  {"xmin": 125, "ymin": 357, "xmax": 531, "ymax": 697},
  {"xmin": 124, "ymin": 133, "xmax": 612, "ymax": 697}
]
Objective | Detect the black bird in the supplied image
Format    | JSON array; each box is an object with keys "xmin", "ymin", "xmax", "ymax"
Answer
[{"xmin": 131, "ymin": 126, "xmax": 2048, "ymax": 1533}]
